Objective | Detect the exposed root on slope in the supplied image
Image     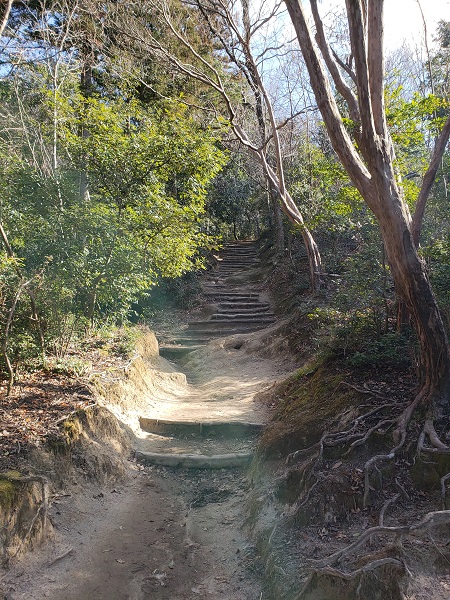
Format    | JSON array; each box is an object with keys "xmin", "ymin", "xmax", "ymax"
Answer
[
  {"xmin": 292, "ymin": 511, "xmax": 450, "ymax": 599},
  {"xmin": 311, "ymin": 510, "xmax": 450, "ymax": 569},
  {"xmin": 298, "ymin": 558, "xmax": 405, "ymax": 600},
  {"xmin": 265, "ymin": 379, "xmax": 450, "ymax": 599}
]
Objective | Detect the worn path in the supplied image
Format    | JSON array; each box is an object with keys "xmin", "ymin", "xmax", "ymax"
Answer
[{"xmin": 1, "ymin": 241, "xmax": 293, "ymax": 600}]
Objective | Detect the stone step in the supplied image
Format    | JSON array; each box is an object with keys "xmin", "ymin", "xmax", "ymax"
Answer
[
  {"xmin": 139, "ymin": 418, "xmax": 264, "ymax": 438},
  {"xmin": 135, "ymin": 450, "xmax": 252, "ymax": 469},
  {"xmin": 221, "ymin": 248, "xmax": 258, "ymax": 254},
  {"xmin": 159, "ymin": 344, "xmax": 205, "ymax": 359},
  {"xmin": 214, "ymin": 311, "xmax": 272, "ymax": 318},
  {"xmin": 204, "ymin": 295, "xmax": 263, "ymax": 303},
  {"xmin": 217, "ymin": 260, "xmax": 259, "ymax": 267},
  {"xmin": 212, "ymin": 312, "xmax": 275, "ymax": 320},
  {"xmin": 203, "ymin": 290, "xmax": 260, "ymax": 299},
  {"xmin": 218, "ymin": 302, "xmax": 270, "ymax": 309},
  {"xmin": 178, "ymin": 326, "xmax": 269, "ymax": 339},
  {"xmin": 174, "ymin": 336, "xmax": 217, "ymax": 345},
  {"xmin": 213, "ymin": 264, "xmax": 257, "ymax": 273},
  {"xmin": 222, "ymin": 243, "xmax": 257, "ymax": 248},
  {"xmin": 219, "ymin": 255, "xmax": 258, "ymax": 261},
  {"xmin": 214, "ymin": 273, "xmax": 252, "ymax": 279},
  {"xmin": 220, "ymin": 250, "xmax": 258, "ymax": 254},
  {"xmin": 215, "ymin": 270, "xmax": 257, "ymax": 275},
  {"xmin": 219, "ymin": 253, "xmax": 259, "ymax": 258},
  {"xmin": 218, "ymin": 259, "xmax": 258, "ymax": 265},
  {"xmin": 215, "ymin": 266, "xmax": 258, "ymax": 272},
  {"xmin": 187, "ymin": 317, "xmax": 275, "ymax": 330}
]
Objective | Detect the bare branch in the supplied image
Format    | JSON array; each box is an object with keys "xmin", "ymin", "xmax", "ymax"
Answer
[
  {"xmin": 331, "ymin": 47, "xmax": 356, "ymax": 83},
  {"xmin": 310, "ymin": 0, "xmax": 359, "ymax": 123},
  {"xmin": 250, "ymin": 1, "xmax": 284, "ymax": 37},
  {"xmin": 284, "ymin": 0, "xmax": 372, "ymax": 200},
  {"xmin": 0, "ymin": 0, "xmax": 13, "ymax": 38}
]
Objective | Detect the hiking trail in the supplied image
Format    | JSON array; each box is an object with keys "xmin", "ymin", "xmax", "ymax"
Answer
[{"xmin": 2, "ymin": 241, "xmax": 293, "ymax": 600}]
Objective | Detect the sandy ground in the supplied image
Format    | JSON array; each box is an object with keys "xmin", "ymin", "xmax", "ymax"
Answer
[{"xmin": 2, "ymin": 464, "xmax": 262, "ymax": 600}]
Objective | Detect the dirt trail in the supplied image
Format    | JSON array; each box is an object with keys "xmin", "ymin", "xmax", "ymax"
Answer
[
  {"xmin": 3, "ymin": 466, "xmax": 261, "ymax": 600},
  {"xmin": 1, "ymin": 242, "xmax": 293, "ymax": 600}
]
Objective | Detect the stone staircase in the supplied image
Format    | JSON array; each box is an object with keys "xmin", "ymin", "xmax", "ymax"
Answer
[
  {"xmin": 135, "ymin": 241, "xmax": 276, "ymax": 469},
  {"xmin": 161, "ymin": 241, "xmax": 275, "ymax": 353}
]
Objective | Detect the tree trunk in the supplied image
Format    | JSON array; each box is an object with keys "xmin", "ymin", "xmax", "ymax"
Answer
[
  {"xmin": 79, "ymin": 60, "xmax": 93, "ymax": 202},
  {"xmin": 285, "ymin": 0, "xmax": 450, "ymax": 428},
  {"xmin": 364, "ymin": 133, "xmax": 450, "ymax": 423},
  {"xmin": 372, "ymin": 180, "xmax": 450, "ymax": 423},
  {"xmin": 269, "ymin": 184, "xmax": 285, "ymax": 257}
]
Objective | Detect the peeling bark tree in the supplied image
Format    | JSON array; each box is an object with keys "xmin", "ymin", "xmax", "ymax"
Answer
[{"xmin": 285, "ymin": 0, "xmax": 450, "ymax": 444}]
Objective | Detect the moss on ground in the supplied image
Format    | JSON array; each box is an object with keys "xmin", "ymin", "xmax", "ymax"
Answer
[
  {"xmin": 0, "ymin": 471, "xmax": 22, "ymax": 510},
  {"xmin": 259, "ymin": 361, "xmax": 360, "ymax": 458},
  {"xmin": 62, "ymin": 416, "xmax": 83, "ymax": 443}
]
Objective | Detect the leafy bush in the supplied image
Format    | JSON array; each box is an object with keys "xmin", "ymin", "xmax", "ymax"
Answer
[{"xmin": 346, "ymin": 332, "xmax": 411, "ymax": 368}]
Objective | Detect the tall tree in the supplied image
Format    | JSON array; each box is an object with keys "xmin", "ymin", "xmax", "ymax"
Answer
[{"xmin": 284, "ymin": 0, "xmax": 450, "ymax": 450}]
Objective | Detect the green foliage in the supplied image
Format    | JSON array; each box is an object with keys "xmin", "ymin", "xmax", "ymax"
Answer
[
  {"xmin": 430, "ymin": 20, "xmax": 450, "ymax": 98},
  {"xmin": 285, "ymin": 135, "xmax": 367, "ymax": 273},
  {"xmin": 0, "ymin": 51, "xmax": 227, "ymax": 376},
  {"xmin": 139, "ymin": 271, "xmax": 203, "ymax": 325},
  {"xmin": 288, "ymin": 140, "xmax": 361, "ymax": 230},
  {"xmin": 206, "ymin": 155, "xmax": 263, "ymax": 239},
  {"xmin": 347, "ymin": 333, "xmax": 410, "ymax": 368},
  {"xmin": 305, "ymin": 306, "xmax": 410, "ymax": 370},
  {"xmin": 386, "ymin": 86, "xmax": 449, "ymax": 207},
  {"xmin": 294, "ymin": 221, "xmax": 410, "ymax": 370}
]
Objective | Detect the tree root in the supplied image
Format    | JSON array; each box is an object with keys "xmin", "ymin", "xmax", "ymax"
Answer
[
  {"xmin": 312, "ymin": 510, "xmax": 450, "ymax": 569},
  {"xmin": 417, "ymin": 417, "xmax": 450, "ymax": 453},
  {"xmin": 441, "ymin": 473, "xmax": 450, "ymax": 509},
  {"xmin": 363, "ymin": 433, "xmax": 406, "ymax": 508},
  {"xmin": 379, "ymin": 493, "xmax": 400, "ymax": 526},
  {"xmin": 392, "ymin": 390, "xmax": 425, "ymax": 445},
  {"xmin": 47, "ymin": 546, "xmax": 74, "ymax": 567},
  {"xmin": 340, "ymin": 381, "xmax": 393, "ymax": 401},
  {"xmin": 297, "ymin": 558, "xmax": 404, "ymax": 599},
  {"xmin": 344, "ymin": 418, "xmax": 396, "ymax": 456},
  {"xmin": 286, "ymin": 399, "xmax": 404, "ymax": 468},
  {"xmin": 285, "ymin": 384, "xmax": 449, "ymax": 514},
  {"xmin": 361, "ymin": 392, "xmax": 429, "ymax": 507}
]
